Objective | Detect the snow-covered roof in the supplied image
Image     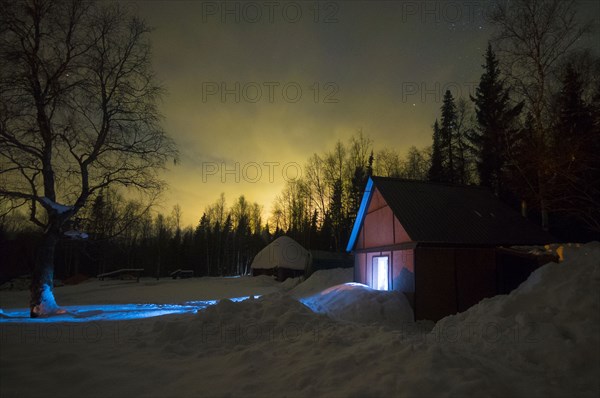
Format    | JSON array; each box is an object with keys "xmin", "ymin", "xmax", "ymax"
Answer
[{"xmin": 250, "ymin": 236, "xmax": 310, "ymax": 271}]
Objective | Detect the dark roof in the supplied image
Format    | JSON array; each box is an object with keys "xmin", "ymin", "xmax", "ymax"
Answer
[{"xmin": 347, "ymin": 176, "xmax": 554, "ymax": 250}]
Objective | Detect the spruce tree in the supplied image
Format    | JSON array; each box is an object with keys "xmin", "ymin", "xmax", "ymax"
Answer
[
  {"xmin": 554, "ymin": 63, "xmax": 593, "ymax": 149},
  {"xmin": 222, "ymin": 215, "xmax": 233, "ymax": 275},
  {"xmin": 470, "ymin": 43, "xmax": 522, "ymax": 194},
  {"xmin": 428, "ymin": 120, "xmax": 444, "ymax": 182},
  {"xmin": 440, "ymin": 91, "xmax": 458, "ymax": 183},
  {"xmin": 194, "ymin": 213, "xmax": 211, "ymax": 276}
]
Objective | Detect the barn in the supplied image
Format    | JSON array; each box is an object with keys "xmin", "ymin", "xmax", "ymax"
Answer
[{"xmin": 347, "ymin": 176, "xmax": 555, "ymax": 321}]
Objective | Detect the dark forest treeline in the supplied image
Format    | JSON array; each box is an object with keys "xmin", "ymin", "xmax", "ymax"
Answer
[
  {"xmin": 2, "ymin": 0, "xmax": 600, "ymax": 284},
  {"xmin": 427, "ymin": 44, "xmax": 600, "ymax": 239},
  {"xmin": 2, "ymin": 42, "xmax": 599, "ymax": 282},
  {"xmin": 0, "ymin": 133, "xmax": 429, "ymax": 283},
  {"xmin": 0, "ymin": 192, "xmax": 268, "ymax": 281}
]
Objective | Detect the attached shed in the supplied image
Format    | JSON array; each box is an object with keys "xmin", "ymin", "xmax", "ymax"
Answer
[
  {"xmin": 347, "ymin": 176, "xmax": 555, "ymax": 322},
  {"xmin": 251, "ymin": 236, "xmax": 311, "ymax": 281}
]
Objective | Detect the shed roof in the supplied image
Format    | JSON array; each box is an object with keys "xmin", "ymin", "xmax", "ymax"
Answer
[
  {"xmin": 347, "ymin": 177, "xmax": 554, "ymax": 251},
  {"xmin": 251, "ymin": 236, "xmax": 310, "ymax": 270}
]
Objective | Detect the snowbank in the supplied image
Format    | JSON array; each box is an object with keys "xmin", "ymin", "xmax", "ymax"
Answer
[
  {"xmin": 279, "ymin": 275, "xmax": 303, "ymax": 290},
  {"xmin": 427, "ymin": 241, "xmax": 600, "ymax": 396},
  {"xmin": 300, "ymin": 282, "xmax": 414, "ymax": 325},
  {"xmin": 1, "ymin": 244, "xmax": 598, "ymax": 398},
  {"xmin": 428, "ymin": 242, "xmax": 600, "ymax": 396},
  {"xmin": 153, "ymin": 293, "xmax": 326, "ymax": 351},
  {"xmin": 289, "ymin": 267, "xmax": 353, "ymax": 298},
  {"xmin": 0, "ymin": 275, "xmax": 281, "ymax": 308}
]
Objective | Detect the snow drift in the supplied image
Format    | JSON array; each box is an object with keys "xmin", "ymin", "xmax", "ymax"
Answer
[
  {"xmin": 427, "ymin": 241, "xmax": 600, "ymax": 397},
  {"xmin": 300, "ymin": 282, "xmax": 414, "ymax": 325},
  {"xmin": 289, "ymin": 267, "xmax": 353, "ymax": 298},
  {"xmin": 1, "ymin": 243, "xmax": 598, "ymax": 398}
]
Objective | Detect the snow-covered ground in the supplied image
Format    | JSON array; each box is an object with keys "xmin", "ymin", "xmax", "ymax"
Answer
[
  {"xmin": 1, "ymin": 243, "xmax": 599, "ymax": 397},
  {"xmin": 0, "ymin": 275, "xmax": 283, "ymax": 322}
]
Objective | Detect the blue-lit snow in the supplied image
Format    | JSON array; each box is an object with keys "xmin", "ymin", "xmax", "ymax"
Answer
[
  {"xmin": 299, "ymin": 282, "xmax": 414, "ymax": 325},
  {"xmin": 0, "ymin": 296, "xmax": 254, "ymax": 323},
  {"xmin": 1, "ymin": 245, "xmax": 599, "ymax": 397}
]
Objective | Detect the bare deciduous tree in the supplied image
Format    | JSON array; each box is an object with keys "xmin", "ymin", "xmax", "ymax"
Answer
[
  {"xmin": 490, "ymin": 0, "xmax": 592, "ymax": 229},
  {"xmin": 304, "ymin": 153, "xmax": 328, "ymax": 223},
  {"xmin": 0, "ymin": 0, "xmax": 177, "ymax": 317},
  {"xmin": 374, "ymin": 148, "xmax": 401, "ymax": 177},
  {"xmin": 402, "ymin": 146, "xmax": 430, "ymax": 181}
]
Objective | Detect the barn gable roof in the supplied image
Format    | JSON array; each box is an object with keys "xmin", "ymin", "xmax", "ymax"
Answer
[{"xmin": 346, "ymin": 176, "xmax": 554, "ymax": 251}]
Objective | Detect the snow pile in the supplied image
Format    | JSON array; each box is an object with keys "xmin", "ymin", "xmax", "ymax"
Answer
[
  {"xmin": 31, "ymin": 284, "xmax": 65, "ymax": 317},
  {"xmin": 430, "ymin": 241, "xmax": 600, "ymax": 396},
  {"xmin": 247, "ymin": 274, "xmax": 278, "ymax": 287},
  {"xmin": 288, "ymin": 268, "xmax": 414, "ymax": 326},
  {"xmin": 148, "ymin": 244, "xmax": 598, "ymax": 397},
  {"xmin": 153, "ymin": 293, "xmax": 326, "ymax": 352},
  {"xmin": 63, "ymin": 230, "xmax": 89, "ymax": 240},
  {"xmin": 289, "ymin": 267, "xmax": 353, "ymax": 298},
  {"xmin": 300, "ymin": 282, "xmax": 414, "ymax": 326},
  {"xmin": 1, "ymin": 244, "xmax": 598, "ymax": 398},
  {"xmin": 279, "ymin": 275, "xmax": 303, "ymax": 290}
]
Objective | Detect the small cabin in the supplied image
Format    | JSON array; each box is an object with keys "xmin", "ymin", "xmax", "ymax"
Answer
[{"xmin": 347, "ymin": 177, "xmax": 555, "ymax": 321}]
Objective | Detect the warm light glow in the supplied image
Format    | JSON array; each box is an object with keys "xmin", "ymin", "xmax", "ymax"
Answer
[{"xmin": 556, "ymin": 246, "xmax": 564, "ymax": 261}]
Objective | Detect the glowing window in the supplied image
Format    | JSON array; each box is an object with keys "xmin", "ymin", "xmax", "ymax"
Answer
[{"xmin": 372, "ymin": 256, "xmax": 389, "ymax": 291}]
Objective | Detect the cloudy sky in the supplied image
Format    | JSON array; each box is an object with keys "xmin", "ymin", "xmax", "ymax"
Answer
[{"xmin": 132, "ymin": 0, "xmax": 600, "ymax": 227}]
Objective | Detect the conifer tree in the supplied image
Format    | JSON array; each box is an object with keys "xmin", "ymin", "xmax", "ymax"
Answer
[
  {"xmin": 470, "ymin": 43, "xmax": 523, "ymax": 194},
  {"xmin": 490, "ymin": 0, "xmax": 591, "ymax": 230},
  {"xmin": 440, "ymin": 90, "xmax": 458, "ymax": 183},
  {"xmin": 194, "ymin": 213, "xmax": 211, "ymax": 276},
  {"xmin": 428, "ymin": 120, "xmax": 444, "ymax": 182}
]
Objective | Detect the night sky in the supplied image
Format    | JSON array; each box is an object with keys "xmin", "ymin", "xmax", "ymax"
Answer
[{"xmin": 133, "ymin": 0, "xmax": 600, "ymax": 226}]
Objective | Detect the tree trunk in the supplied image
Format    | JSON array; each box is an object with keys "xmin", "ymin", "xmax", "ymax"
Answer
[
  {"xmin": 537, "ymin": 169, "xmax": 550, "ymax": 231},
  {"xmin": 540, "ymin": 198, "xmax": 549, "ymax": 232},
  {"xmin": 29, "ymin": 228, "xmax": 61, "ymax": 317}
]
